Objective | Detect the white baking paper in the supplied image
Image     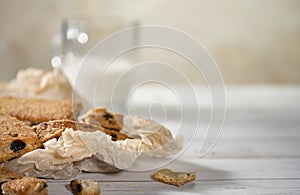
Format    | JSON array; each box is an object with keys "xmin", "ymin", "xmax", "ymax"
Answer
[
  {"xmin": 3, "ymin": 116, "xmax": 182, "ymax": 179},
  {"xmin": 0, "ymin": 67, "xmax": 72, "ymax": 100}
]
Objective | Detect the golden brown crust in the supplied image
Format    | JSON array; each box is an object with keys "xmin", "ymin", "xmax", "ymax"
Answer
[
  {"xmin": 0, "ymin": 167, "xmax": 23, "ymax": 194},
  {"xmin": 32, "ymin": 120, "xmax": 128, "ymax": 143},
  {"xmin": 0, "ymin": 167, "xmax": 23, "ymax": 195},
  {"xmin": 82, "ymin": 108, "xmax": 123, "ymax": 131},
  {"xmin": 32, "ymin": 120, "xmax": 78, "ymax": 143},
  {"xmin": 0, "ymin": 113, "xmax": 41, "ymax": 163},
  {"xmin": 152, "ymin": 169, "xmax": 196, "ymax": 187},
  {"xmin": 70, "ymin": 179, "xmax": 100, "ymax": 195},
  {"xmin": 0, "ymin": 96, "xmax": 81, "ymax": 123},
  {"xmin": 80, "ymin": 108, "xmax": 128, "ymax": 141},
  {"xmin": 102, "ymin": 129, "xmax": 128, "ymax": 141},
  {"xmin": 1, "ymin": 177, "xmax": 48, "ymax": 195},
  {"xmin": 0, "ymin": 167, "xmax": 23, "ymax": 184}
]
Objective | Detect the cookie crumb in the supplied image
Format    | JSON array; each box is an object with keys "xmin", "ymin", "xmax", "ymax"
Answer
[
  {"xmin": 152, "ymin": 169, "xmax": 196, "ymax": 187},
  {"xmin": 70, "ymin": 179, "xmax": 100, "ymax": 195}
]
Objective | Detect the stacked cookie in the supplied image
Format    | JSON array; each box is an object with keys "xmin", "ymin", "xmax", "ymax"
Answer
[{"xmin": 0, "ymin": 96, "xmax": 129, "ymax": 164}]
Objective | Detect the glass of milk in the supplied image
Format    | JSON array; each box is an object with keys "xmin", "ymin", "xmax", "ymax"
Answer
[{"xmin": 51, "ymin": 18, "xmax": 137, "ymax": 112}]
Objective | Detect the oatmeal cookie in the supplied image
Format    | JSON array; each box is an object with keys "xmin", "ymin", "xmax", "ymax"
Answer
[
  {"xmin": 152, "ymin": 169, "xmax": 196, "ymax": 187},
  {"xmin": 1, "ymin": 177, "xmax": 48, "ymax": 195},
  {"xmin": 32, "ymin": 120, "xmax": 128, "ymax": 143},
  {"xmin": 70, "ymin": 179, "xmax": 100, "ymax": 195},
  {"xmin": 0, "ymin": 96, "xmax": 81, "ymax": 124},
  {"xmin": 0, "ymin": 167, "xmax": 23, "ymax": 194},
  {"xmin": 81, "ymin": 108, "xmax": 123, "ymax": 131},
  {"xmin": 0, "ymin": 113, "xmax": 41, "ymax": 163}
]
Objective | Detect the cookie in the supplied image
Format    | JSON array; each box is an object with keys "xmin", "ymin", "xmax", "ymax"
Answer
[
  {"xmin": 70, "ymin": 179, "xmax": 100, "ymax": 195},
  {"xmin": 80, "ymin": 108, "xmax": 127, "ymax": 141},
  {"xmin": 81, "ymin": 108, "xmax": 123, "ymax": 131},
  {"xmin": 152, "ymin": 169, "xmax": 196, "ymax": 187},
  {"xmin": 1, "ymin": 177, "xmax": 48, "ymax": 195},
  {"xmin": 32, "ymin": 120, "xmax": 128, "ymax": 143},
  {"xmin": 0, "ymin": 167, "xmax": 23, "ymax": 194},
  {"xmin": 0, "ymin": 167, "xmax": 23, "ymax": 182},
  {"xmin": 32, "ymin": 120, "xmax": 78, "ymax": 143},
  {"xmin": 0, "ymin": 113, "xmax": 41, "ymax": 163},
  {"xmin": 0, "ymin": 96, "xmax": 81, "ymax": 124}
]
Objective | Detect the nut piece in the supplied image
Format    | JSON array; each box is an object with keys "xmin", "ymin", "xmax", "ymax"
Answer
[
  {"xmin": 1, "ymin": 177, "xmax": 48, "ymax": 195},
  {"xmin": 152, "ymin": 169, "xmax": 196, "ymax": 187},
  {"xmin": 70, "ymin": 179, "xmax": 100, "ymax": 195}
]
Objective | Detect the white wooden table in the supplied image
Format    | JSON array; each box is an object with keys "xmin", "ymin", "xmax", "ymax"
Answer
[{"xmin": 47, "ymin": 86, "xmax": 300, "ymax": 194}]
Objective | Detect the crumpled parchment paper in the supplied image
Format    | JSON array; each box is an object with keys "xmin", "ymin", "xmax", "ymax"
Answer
[
  {"xmin": 3, "ymin": 116, "xmax": 182, "ymax": 179},
  {"xmin": 0, "ymin": 67, "xmax": 72, "ymax": 100}
]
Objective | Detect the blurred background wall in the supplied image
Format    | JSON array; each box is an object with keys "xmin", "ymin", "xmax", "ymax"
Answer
[{"xmin": 0, "ymin": 0, "xmax": 300, "ymax": 83}]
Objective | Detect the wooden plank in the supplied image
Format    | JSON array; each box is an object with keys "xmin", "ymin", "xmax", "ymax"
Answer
[
  {"xmin": 224, "ymin": 108, "xmax": 300, "ymax": 122},
  {"xmin": 166, "ymin": 109, "xmax": 300, "ymax": 141},
  {"xmin": 164, "ymin": 108, "xmax": 300, "ymax": 127},
  {"xmin": 170, "ymin": 121, "xmax": 300, "ymax": 139},
  {"xmin": 44, "ymin": 158, "xmax": 300, "ymax": 182},
  {"xmin": 171, "ymin": 119, "xmax": 300, "ymax": 158},
  {"xmin": 47, "ymin": 179, "xmax": 300, "ymax": 195},
  {"xmin": 184, "ymin": 137, "xmax": 300, "ymax": 158},
  {"xmin": 219, "ymin": 124, "xmax": 300, "ymax": 138}
]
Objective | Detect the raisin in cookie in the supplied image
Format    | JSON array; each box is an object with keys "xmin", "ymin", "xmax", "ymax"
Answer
[
  {"xmin": 70, "ymin": 179, "xmax": 100, "ymax": 195},
  {"xmin": 0, "ymin": 96, "xmax": 81, "ymax": 124},
  {"xmin": 1, "ymin": 177, "xmax": 48, "ymax": 195},
  {"xmin": 0, "ymin": 113, "xmax": 41, "ymax": 163},
  {"xmin": 152, "ymin": 169, "xmax": 196, "ymax": 187}
]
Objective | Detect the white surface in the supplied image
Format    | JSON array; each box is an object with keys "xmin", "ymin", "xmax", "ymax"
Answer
[{"xmin": 47, "ymin": 86, "xmax": 300, "ymax": 194}]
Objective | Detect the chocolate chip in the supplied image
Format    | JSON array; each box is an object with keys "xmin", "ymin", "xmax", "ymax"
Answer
[{"xmin": 10, "ymin": 140, "xmax": 26, "ymax": 152}]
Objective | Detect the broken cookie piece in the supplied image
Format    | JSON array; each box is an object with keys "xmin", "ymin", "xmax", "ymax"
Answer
[
  {"xmin": 32, "ymin": 120, "xmax": 80, "ymax": 143},
  {"xmin": 32, "ymin": 119, "xmax": 128, "ymax": 143},
  {"xmin": 0, "ymin": 113, "xmax": 42, "ymax": 163},
  {"xmin": 81, "ymin": 108, "xmax": 123, "ymax": 131},
  {"xmin": 70, "ymin": 179, "xmax": 100, "ymax": 195},
  {"xmin": 80, "ymin": 108, "xmax": 128, "ymax": 142},
  {"xmin": 1, "ymin": 177, "xmax": 48, "ymax": 195},
  {"xmin": 152, "ymin": 169, "xmax": 196, "ymax": 187}
]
